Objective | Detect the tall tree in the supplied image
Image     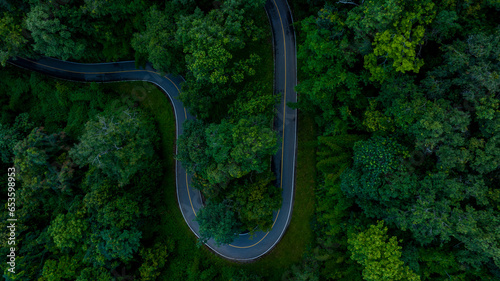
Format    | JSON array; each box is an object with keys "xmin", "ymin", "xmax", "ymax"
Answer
[
  {"xmin": 70, "ymin": 108, "xmax": 158, "ymax": 186},
  {"xmin": 196, "ymin": 200, "xmax": 241, "ymax": 245},
  {"xmin": 348, "ymin": 221, "xmax": 421, "ymax": 281},
  {"xmin": 131, "ymin": 6, "xmax": 184, "ymax": 74},
  {"xmin": 25, "ymin": 4, "xmax": 86, "ymax": 60}
]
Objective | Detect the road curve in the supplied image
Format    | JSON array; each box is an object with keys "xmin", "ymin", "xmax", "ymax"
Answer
[{"xmin": 8, "ymin": 0, "xmax": 297, "ymax": 261}]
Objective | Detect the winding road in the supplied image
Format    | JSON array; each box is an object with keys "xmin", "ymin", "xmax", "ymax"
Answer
[{"xmin": 9, "ymin": 0, "xmax": 297, "ymax": 261}]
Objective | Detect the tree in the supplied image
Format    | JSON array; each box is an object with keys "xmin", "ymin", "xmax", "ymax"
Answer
[
  {"xmin": 362, "ymin": 1, "xmax": 436, "ymax": 81},
  {"xmin": 80, "ymin": 0, "xmax": 146, "ymax": 21},
  {"xmin": 138, "ymin": 242, "xmax": 170, "ymax": 281},
  {"xmin": 131, "ymin": 6, "xmax": 184, "ymax": 74},
  {"xmin": 84, "ymin": 226, "xmax": 142, "ymax": 267},
  {"xmin": 70, "ymin": 108, "xmax": 158, "ymax": 186},
  {"xmin": 203, "ymin": 116, "xmax": 278, "ymax": 187},
  {"xmin": 176, "ymin": 0, "xmax": 264, "ymax": 119},
  {"xmin": 316, "ymin": 134, "xmax": 366, "ymax": 174},
  {"xmin": 348, "ymin": 221, "xmax": 421, "ymax": 281},
  {"xmin": 227, "ymin": 172, "xmax": 281, "ymax": 232},
  {"xmin": 196, "ymin": 200, "xmax": 241, "ymax": 245},
  {"xmin": 296, "ymin": 5, "xmax": 365, "ymax": 134},
  {"xmin": 13, "ymin": 127, "xmax": 76, "ymax": 220},
  {"xmin": 227, "ymin": 85, "xmax": 278, "ymax": 121},
  {"xmin": 0, "ymin": 12, "xmax": 28, "ymax": 66},
  {"xmin": 178, "ymin": 115, "xmax": 278, "ymax": 195},
  {"xmin": 76, "ymin": 267, "xmax": 113, "ymax": 281},
  {"xmin": 48, "ymin": 211, "xmax": 88, "ymax": 251},
  {"xmin": 176, "ymin": 3, "xmax": 261, "ymax": 85},
  {"xmin": 176, "ymin": 119, "xmax": 210, "ymax": 175},
  {"xmin": 40, "ymin": 254, "xmax": 83, "ymax": 281},
  {"xmin": 341, "ymin": 136, "xmax": 412, "ymax": 213},
  {"xmin": 25, "ymin": 4, "xmax": 86, "ymax": 60},
  {"xmin": 0, "ymin": 113, "xmax": 33, "ymax": 163}
]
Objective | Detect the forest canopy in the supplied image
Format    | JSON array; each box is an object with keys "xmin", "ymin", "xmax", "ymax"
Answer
[{"xmin": 291, "ymin": 0, "xmax": 500, "ymax": 280}]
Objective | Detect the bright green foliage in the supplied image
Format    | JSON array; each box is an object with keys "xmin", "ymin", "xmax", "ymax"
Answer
[
  {"xmin": 362, "ymin": 1, "xmax": 436, "ymax": 81},
  {"xmin": 0, "ymin": 12, "xmax": 27, "ymax": 66},
  {"xmin": 196, "ymin": 200, "xmax": 241, "ymax": 246},
  {"xmin": 362, "ymin": 100, "xmax": 395, "ymax": 133},
  {"xmin": 178, "ymin": 115, "xmax": 280, "ymax": 241},
  {"xmin": 70, "ymin": 108, "xmax": 158, "ymax": 186},
  {"xmin": 139, "ymin": 242, "xmax": 170, "ymax": 281},
  {"xmin": 297, "ymin": 1, "xmax": 500, "ymax": 280},
  {"xmin": 176, "ymin": 0, "xmax": 265, "ymax": 120},
  {"xmin": 48, "ymin": 211, "xmax": 88, "ymax": 250},
  {"xmin": 228, "ymin": 86, "xmax": 278, "ymax": 121},
  {"xmin": 177, "ymin": 1, "xmax": 262, "ymax": 85},
  {"xmin": 348, "ymin": 221, "xmax": 421, "ymax": 281},
  {"xmin": 25, "ymin": 4, "xmax": 86, "ymax": 60},
  {"xmin": 40, "ymin": 254, "xmax": 83, "ymax": 281},
  {"xmin": 227, "ymin": 116, "xmax": 279, "ymax": 174},
  {"xmin": 179, "ymin": 115, "xmax": 278, "ymax": 192}
]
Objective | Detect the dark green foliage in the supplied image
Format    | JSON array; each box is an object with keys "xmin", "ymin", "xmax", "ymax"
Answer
[
  {"xmin": 0, "ymin": 113, "xmax": 33, "ymax": 163},
  {"xmin": 69, "ymin": 108, "xmax": 159, "ymax": 186},
  {"xmin": 1, "ymin": 87, "xmax": 164, "ymax": 279},
  {"xmin": 178, "ymin": 115, "xmax": 280, "ymax": 244},
  {"xmin": 131, "ymin": 5, "xmax": 185, "ymax": 74},
  {"xmin": 341, "ymin": 136, "xmax": 412, "ymax": 209},
  {"xmin": 176, "ymin": 0, "xmax": 266, "ymax": 121},
  {"xmin": 25, "ymin": 4, "xmax": 86, "ymax": 60},
  {"xmin": 138, "ymin": 242, "xmax": 170, "ymax": 281},
  {"xmin": 296, "ymin": 1, "xmax": 500, "ymax": 280},
  {"xmin": 227, "ymin": 172, "xmax": 282, "ymax": 232},
  {"xmin": 196, "ymin": 200, "xmax": 241, "ymax": 246},
  {"xmin": 0, "ymin": 68, "xmax": 116, "ymax": 138},
  {"xmin": 176, "ymin": 119, "xmax": 210, "ymax": 176}
]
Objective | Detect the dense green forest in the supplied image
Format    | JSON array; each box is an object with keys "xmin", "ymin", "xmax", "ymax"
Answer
[
  {"xmin": 1, "ymin": 0, "xmax": 280, "ymax": 279},
  {"xmin": 289, "ymin": 0, "xmax": 500, "ymax": 280},
  {"xmin": 1, "ymin": 0, "xmax": 500, "ymax": 280}
]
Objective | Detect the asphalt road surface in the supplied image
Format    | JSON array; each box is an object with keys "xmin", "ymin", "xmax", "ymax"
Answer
[{"xmin": 9, "ymin": 0, "xmax": 297, "ymax": 261}]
